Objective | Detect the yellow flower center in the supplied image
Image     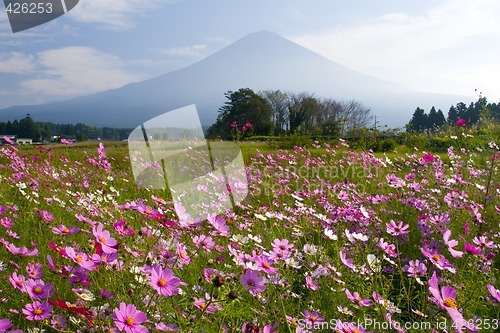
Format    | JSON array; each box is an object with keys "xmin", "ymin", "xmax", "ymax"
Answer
[
  {"xmin": 145, "ymin": 209, "xmax": 151, "ymax": 215},
  {"xmin": 34, "ymin": 287, "xmax": 43, "ymax": 294},
  {"xmin": 180, "ymin": 252, "xmax": 187, "ymax": 259},
  {"xmin": 16, "ymin": 281, "xmax": 23, "ymax": 287},
  {"xmin": 63, "ymin": 228, "xmax": 70, "ymax": 233},
  {"xmin": 158, "ymin": 279, "xmax": 167, "ymax": 287},
  {"xmin": 125, "ymin": 317, "xmax": 135, "ymax": 326},
  {"xmin": 33, "ymin": 308, "xmax": 42, "ymax": 315},
  {"xmin": 353, "ymin": 330, "xmax": 361, "ymax": 333},
  {"xmin": 263, "ymin": 262, "xmax": 270, "ymax": 268},
  {"xmin": 75, "ymin": 256, "xmax": 83, "ymax": 263},
  {"xmin": 99, "ymin": 237, "xmax": 106, "ymax": 243},
  {"xmin": 432, "ymin": 254, "xmax": 440, "ymax": 261},
  {"xmin": 443, "ymin": 298, "xmax": 457, "ymax": 309},
  {"xmin": 310, "ymin": 315, "xmax": 317, "ymax": 321}
]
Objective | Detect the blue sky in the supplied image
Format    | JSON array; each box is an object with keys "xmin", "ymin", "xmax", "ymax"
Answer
[{"xmin": 1, "ymin": 0, "xmax": 499, "ymax": 110}]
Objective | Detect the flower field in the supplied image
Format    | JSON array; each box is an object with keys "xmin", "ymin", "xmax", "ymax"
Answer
[{"xmin": 0, "ymin": 136, "xmax": 499, "ymax": 332}]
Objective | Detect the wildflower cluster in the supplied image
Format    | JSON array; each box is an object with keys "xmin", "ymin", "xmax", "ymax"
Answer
[{"xmin": 0, "ymin": 133, "xmax": 498, "ymax": 332}]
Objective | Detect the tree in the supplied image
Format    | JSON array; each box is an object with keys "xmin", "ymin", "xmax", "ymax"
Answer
[
  {"xmin": 260, "ymin": 90, "xmax": 289, "ymax": 135},
  {"xmin": 408, "ymin": 107, "xmax": 428, "ymax": 132},
  {"xmin": 208, "ymin": 88, "xmax": 273, "ymax": 139},
  {"xmin": 18, "ymin": 114, "xmax": 41, "ymax": 140}
]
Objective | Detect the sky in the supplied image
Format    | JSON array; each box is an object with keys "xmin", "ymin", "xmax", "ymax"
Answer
[{"xmin": 0, "ymin": 0, "xmax": 499, "ymax": 113}]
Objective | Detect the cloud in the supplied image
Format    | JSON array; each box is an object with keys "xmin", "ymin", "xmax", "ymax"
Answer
[
  {"xmin": 68, "ymin": 0, "xmax": 175, "ymax": 30},
  {"xmin": 21, "ymin": 47, "xmax": 139, "ymax": 96},
  {"xmin": 291, "ymin": 0, "xmax": 500, "ymax": 95},
  {"xmin": 156, "ymin": 44, "xmax": 208, "ymax": 58},
  {"xmin": 0, "ymin": 52, "xmax": 34, "ymax": 73}
]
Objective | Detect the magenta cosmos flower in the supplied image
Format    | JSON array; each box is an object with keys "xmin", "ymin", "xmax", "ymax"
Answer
[
  {"xmin": 93, "ymin": 223, "xmax": 118, "ymax": 253},
  {"xmin": 456, "ymin": 119, "xmax": 467, "ymax": 126},
  {"xmin": 345, "ymin": 289, "xmax": 372, "ymax": 307},
  {"xmin": 25, "ymin": 279, "xmax": 54, "ymax": 299},
  {"xmin": 113, "ymin": 302, "xmax": 148, "ymax": 333},
  {"xmin": 5, "ymin": 243, "xmax": 39, "ymax": 256},
  {"xmin": 241, "ymin": 270, "xmax": 266, "ymax": 295},
  {"xmin": 52, "ymin": 224, "xmax": 80, "ymax": 235},
  {"xmin": 428, "ymin": 271, "xmax": 476, "ymax": 332},
  {"xmin": 149, "ymin": 265, "xmax": 181, "ymax": 297},
  {"xmin": 0, "ymin": 318, "xmax": 13, "ymax": 332},
  {"xmin": 487, "ymin": 284, "xmax": 500, "ymax": 303},
  {"xmin": 22, "ymin": 301, "xmax": 52, "ymax": 320}
]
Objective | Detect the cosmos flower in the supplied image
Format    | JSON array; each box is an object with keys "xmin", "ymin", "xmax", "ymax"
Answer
[
  {"xmin": 113, "ymin": 302, "xmax": 148, "ymax": 333},
  {"xmin": 428, "ymin": 271, "xmax": 476, "ymax": 332},
  {"xmin": 93, "ymin": 223, "xmax": 118, "ymax": 253},
  {"xmin": 52, "ymin": 224, "xmax": 80, "ymax": 235},
  {"xmin": 22, "ymin": 301, "xmax": 52, "ymax": 321},
  {"xmin": 241, "ymin": 270, "xmax": 266, "ymax": 295},
  {"xmin": 487, "ymin": 284, "xmax": 500, "ymax": 303},
  {"xmin": 25, "ymin": 279, "xmax": 54, "ymax": 299},
  {"xmin": 421, "ymin": 246, "xmax": 456, "ymax": 274},
  {"xmin": 345, "ymin": 289, "xmax": 372, "ymax": 307},
  {"xmin": 5, "ymin": 243, "xmax": 39, "ymax": 256},
  {"xmin": 149, "ymin": 265, "xmax": 181, "ymax": 297}
]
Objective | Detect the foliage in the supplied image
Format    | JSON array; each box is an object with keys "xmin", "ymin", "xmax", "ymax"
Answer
[{"xmin": 207, "ymin": 88, "xmax": 274, "ymax": 139}]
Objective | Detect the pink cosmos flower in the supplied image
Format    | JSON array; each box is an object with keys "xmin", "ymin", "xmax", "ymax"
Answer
[
  {"xmin": 0, "ymin": 217, "xmax": 12, "ymax": 228},
  {"xmin": 340, "ymin": 251, "xmax": 356, "ymax": 270},
  {"xmin": 64, "ymin": 247, "xmax": 96, "ymax": 270},
  {"xmin": 176, "ymin": 243, "xmax": 190, "ymax": 265},
  {"xmin": 456, "ymin": 119, "xmax": 467, "ymax": 126},
  {"xmin": 52, "ymin": 224, "xmax": 80, "ymax": 235},
  {"xmin": 421, "ymin": 153, "xmax": 435, "ymax": 163},
  {"xmin": 302, "ymin": 310, "xmax": 324, "ymax": 328},
  {"xmin": 487, "ymin": 284, "xmax": 500, "ymax": 303},
  {"xmin": 26, "ymin": 262, "xmax": 43, "ymax": 279},
  {"xmin": 464, "ymin": 243, "xmax": 481, "ymax": 255},
  {"xmin": 443, "ymin": 230, "xmax": 463, "ymax": 258},
  {"xmin": 345, "ymin": 289, "xmax": 372, "ymax": 307},
  {"xmin": 193, "ymin": 293, "xmax": 221, "ymax": 314},
  {"xmin": 149, "ymin": 265, "xmax": 181, "ymax": 297},
  {"xmin": 241, "ymin": 270, "xmax": 266, "ymax": 295},
  {"xmin": 22, "ymin": 301, "xmax": 52, "ymax": 321},
  {"xmin": 113, "ymin": 302, "xmax": 148, "ymax": 333},
  {"xmin": 386, "ymin": 220, "xmax": 409, "ymax": 236},
  {"xmin": 207, "ymin": 214, "xmax": 230, "ymax": 236},
  {"xmin": 5, "ymin": 243, "xmax": 39, "ymax": 256},
  {"xmin": 421, "ymin": 246, "xmax": 456, "ymax": 273},
  {"xmin": 114, "ymin": 220, "xmax": 135, "ymax": 236},
  {"xmin": 2, "ymin": 135, "xmax": 14, "ymax": 144},
  {"xmin": 305, "ymin": 276, "xmax": 320, "ymax": 290},
  {"xmin": 25, "ymin": 279, "xmax": 54, "ymax": 299},
  {"xmin": 93, "ymin": 223, "xmax": 118, "ymax": 253},
  {"xmin": 255, "ymin": 255, "xmax": 279, "ymax": 275},
  {"xmin": 193, "ymin": 235, "xmax": 215, "ymax": 250},
  {"xmin": 0, "ymin": 318, "xmax": 13, "ymax": 331},
  {"xmin": 9, "ymin": 272, "xmax": 26, "ymax": 291},
  {"xmin": 428, "ymin": 271, "xmax": 476, "ymax": 332}
]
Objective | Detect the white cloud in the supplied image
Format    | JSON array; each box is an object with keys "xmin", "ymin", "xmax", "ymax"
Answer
[
  {"xmin": 68, "ymin": 0, "xmax": 175, "ymax": 30},
  {"xmin": 156, "ymin": 44, "xmax": 208, "ymax": 58},
  {"xmin": 291, "ymin": 0, "xmax": 500, "ymax": 96},
  {"xmin": 21, "ymin": 47, "xmax": 139, "ymax": 96},
  {"xmin": 0, "ymin": 52, "xmax": 34, "ymax": 73}
]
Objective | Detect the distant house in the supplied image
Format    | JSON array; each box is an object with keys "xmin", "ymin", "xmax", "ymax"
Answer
[
  {"xmin": 0, "ymin": 135, "xmax": 16, "ymax": 145},
  {"xmin": 16, "ymin": 138, "xmax": 33, "ymax": 145}
]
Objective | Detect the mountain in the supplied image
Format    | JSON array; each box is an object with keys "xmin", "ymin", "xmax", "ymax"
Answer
[{"xmin": 0, "ymin": 30, "xmax": 473, "ymax": 128}]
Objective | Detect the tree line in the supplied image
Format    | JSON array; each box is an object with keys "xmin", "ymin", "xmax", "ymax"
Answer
[
  {"xmin": 207, "ymin": 88, "xmax": 372, "ymax": 139},
  {"xmin": 407, "ymin": 96, "xmax": 500, "ymax": 132},
  {"xmin": 0, "ymin": 114, "xmax": 132, "ymax": 141}
]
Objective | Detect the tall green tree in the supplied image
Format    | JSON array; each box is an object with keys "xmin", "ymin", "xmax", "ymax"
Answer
[
  {"xmin": 408, "ymin": 107, "xmax": 428, "ymax": 132},
  {"xmin": 208, "ymin": 88, "xmax": 273, "ymax": 139}
]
